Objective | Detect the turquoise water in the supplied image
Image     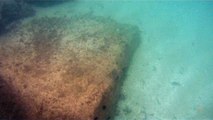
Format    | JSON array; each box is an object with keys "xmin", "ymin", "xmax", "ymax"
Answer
[
  {"xmin": 76, "ymin": 1, "xmax": 213, "ymax": 120},
  {"xmin": 1, "ymin": 1, "xmax": 213, "ymax": 120}
]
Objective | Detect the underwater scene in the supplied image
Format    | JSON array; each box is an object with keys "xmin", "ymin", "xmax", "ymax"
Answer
[{"xmin": 0, "ymin": 0, "xmax": 213, "ymax": 120}]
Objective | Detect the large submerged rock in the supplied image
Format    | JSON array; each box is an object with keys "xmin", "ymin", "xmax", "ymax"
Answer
[{"xmin": 0, "ymin": 15, "xmax": 140, "ymax": 120}]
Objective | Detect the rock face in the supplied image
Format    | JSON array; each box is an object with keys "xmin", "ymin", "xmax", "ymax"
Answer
[{"xmin": 0, "ymin": 15, "xmax": 140, "ymax": 120}]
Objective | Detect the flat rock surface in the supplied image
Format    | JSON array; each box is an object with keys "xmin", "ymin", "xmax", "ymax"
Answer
[{"xmin": 0, "ymin": 15, "xmax": 140, "ymax": 120}]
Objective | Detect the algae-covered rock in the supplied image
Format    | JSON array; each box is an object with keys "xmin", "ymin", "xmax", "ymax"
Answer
[{"xmin": 0, "ymin": 15, "xmax": 140, "ymax": 120}]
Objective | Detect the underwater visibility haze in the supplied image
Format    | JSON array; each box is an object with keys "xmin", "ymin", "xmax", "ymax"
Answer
[{"xmin": 0, "ymin": 0, "xmax": 213, "ymax": 120}]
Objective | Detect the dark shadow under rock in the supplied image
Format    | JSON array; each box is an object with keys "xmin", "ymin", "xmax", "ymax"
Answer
[{"xmin": 0, "ymin": 75, "xmax": 28, "ymax": 120}]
